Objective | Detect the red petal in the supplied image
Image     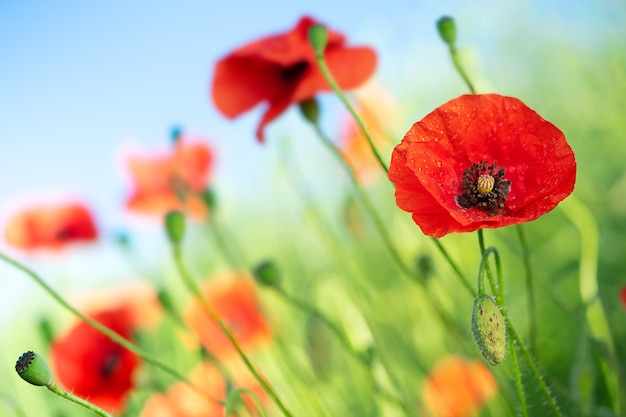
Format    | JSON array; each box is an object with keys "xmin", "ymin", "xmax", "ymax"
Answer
[
  {"xmin": 293, "ymin": 45, "xmax": 377, "ymax": 102},
  {"xmin": 620, "ymin": 287, "xmax": 626, "ymax": 309},
  {"xmin": 212, "ymin": 57, "xmax": 286, "ymax": 118}
]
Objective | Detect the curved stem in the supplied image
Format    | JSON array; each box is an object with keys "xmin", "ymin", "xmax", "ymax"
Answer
[
  {"xmin": 170, "ymin": 247, "xmax": 295, "ymax": 417},
  {"xmin": 476, "ymin": 245, "xmax": 500, "ymax": 296},
  {"xmin": 0, "ymin": 251, "xmax": 214, "ymax": 401},
  {"xmin": 47, "ymin": 382, "xmax": 113, "ymax": 417},
  {"xmin": 559, "ymin": 197, "xmax": 622, "ymax": 414}
]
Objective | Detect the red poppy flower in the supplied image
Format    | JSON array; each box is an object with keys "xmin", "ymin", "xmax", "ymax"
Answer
[
  {"xmin": 183, "ymin": 275, "xmax": 270, "ymax": 359},
  {"xmin": 51, "ymin": 307, "xmax": 140, "ymax": 413},
  {"xmin": 388, "ymin": 94, "xmax": 576, "ymax": 238},
  {"xmin": 211, "ymin": 16, "xmax": 377, "ymax": 142},
  {"xmin": 422, "ymin": 356, "xmax": 497, "ymax": 417},
  {"xmin": 620, "ymin": 287, "xmax": 626, "ymax": 310},
  {"xmin": 125, "ymin": 138, "xmax": 213, "ymax": 218},
  {"xmin": 4, "ymin": 203, "xmax": 97, "ymax": 250}
]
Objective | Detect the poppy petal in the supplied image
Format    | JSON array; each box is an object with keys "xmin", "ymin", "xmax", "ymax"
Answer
[{"xmin": 293, "ymin": 46, "xmax": 377, "ymax": 102}]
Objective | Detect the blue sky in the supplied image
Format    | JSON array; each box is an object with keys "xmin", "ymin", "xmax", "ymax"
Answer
[{"xmin": 0, "ymin": 0, "xmax": 624, "ymax": 310}]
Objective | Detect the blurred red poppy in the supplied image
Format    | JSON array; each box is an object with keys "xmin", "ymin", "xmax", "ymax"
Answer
[
  {"xmin": 423, "ymin": 356, "xmax": 497, "ymax": 417},
  {"xmin": 4, "ymin": 203, "xmax": 97, "ymax": 250},
  {"xmin": 51, "ymin": 307, "xmax": 140, "ymax": 413},
  {"xmin": 125, "ymin": 138, "xmax": 213, "ymax": 218},
  {"xmin": 620, "ymin": 287, "xmax": 626, "ymax": 309},
  {"xmin": 183, "ymin": 275, "xmax": 270, "ymax": 359},
  {"xmin": 140, "ymin": 360, "xmax": 266, "ymax": 417},
  {"xmin": 212, "ymin": 16, "xmax": 377, "ymax": 142},
  {"xmin": 389, "ymin": 94, "xmax": 576, "ymax": 238}
]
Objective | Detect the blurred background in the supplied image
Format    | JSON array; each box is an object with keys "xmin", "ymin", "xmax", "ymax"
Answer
[{"xmin": 1, "ymin": 0, "xmax": 626, "ymax": 416}]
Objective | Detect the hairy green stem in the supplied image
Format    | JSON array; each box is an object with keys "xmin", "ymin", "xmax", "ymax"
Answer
[
  {"xmin": 516, "ymin": 225, "xmax": 536, "ymax": 354},
  {"xmin": 477, "ymin": 230, "xmax": 562, "ymax": 417},
  {"xmin": 508, "ymin": 339, "xmax": 529, "ymax": 417},
  {"xmin": 47, "ymin": 382, "xmax": 113, "ymax": 417}
]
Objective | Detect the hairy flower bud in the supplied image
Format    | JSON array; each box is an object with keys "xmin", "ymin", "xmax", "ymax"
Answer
[{"xmin": 471, "ymin": 295, "xmax": 506, "ymax": 366}]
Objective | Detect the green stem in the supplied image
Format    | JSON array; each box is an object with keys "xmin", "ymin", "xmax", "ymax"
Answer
[
  {"xmin": 476, "ymin": 246, "xmax": 500, "ymax": 296},
  {"xmin": 312, "ymin": 51, "xmax": 388, "ymax": 173},
  {"xmin": 46, "ymin": 382, "xmax": 113, "ymax": 417},
  {"xmin": 476, "ymin": 230, "xmax": 562, "ymax": 417},
  {"xmin": 170, "ymin": 246, "xmax": 295, "ymax": 417},
  {"xmin": 311, "ymin": 123, "xmax": 413, "ymax": 279},
  {"xmin": 508, "ymin": 339, "xmax": 529, "ymax": 417},
  {"xmin": 559, "ymin": 196, "xmax": 622, "ymax": 414},
  {"xmin": 516, "ymin": 225, "xmax": 536, "ymax": 354},
  {"xmin": 448, "ymin": 44, "xmax": 476, "ymax": 94},
  {"xmin": 313, "ymin": 45, "xmax": 473, "ymax": 301},
  {"xmin": 0, "ymin": 252, "xmax": 214, "ymax": 401},
  {"xmin": 507, "ymin": 322, "xmax": 563, "ymax": 417},
  {"xmin": 278, "ymin": 145, "xmax": 411, "ymax": 413},
  {"xmin": 430, "ymin": 237, "xmax": 475, "ymax": 297}
]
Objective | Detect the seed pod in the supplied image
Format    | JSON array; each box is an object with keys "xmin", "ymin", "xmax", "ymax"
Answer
[
  {"xmin": 15, "ymin": 351, "xmax": 52, "ymax": 386},
  {"xmin": 471, "ymin": 294, "xmax": 506, "ymax": 366}
]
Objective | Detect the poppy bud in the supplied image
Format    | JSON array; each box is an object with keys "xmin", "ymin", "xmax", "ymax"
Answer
[
  {"xmin": 252, "ymin": 259, "xmax": 281, "ymax": 288},
  {"xmin": 436, "ymin": 16, "xmax": 457, "ymax": 46},
  {"xmin": 298, "ymin": 98, "xmax": 320, "ymax": 125},
  {"xmin": 15, "ymin": 351, "xmax": 52, "ymax": 387},
  {"xmin": 308, "ymin": 24, "xmax": 328, "ymax": 57},
  {"xmin": 201, "ymin": 188, "xmax": 217, "ymax": 212},
  {"xmin": 164, "ymin": 210, "xmax": 186, "ymax": 245},
  {"xmin": 471, "ymin": 294, "xmax": 506, "ymax": 366}
]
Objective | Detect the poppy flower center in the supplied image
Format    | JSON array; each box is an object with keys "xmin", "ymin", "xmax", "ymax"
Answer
[
  {"xmin": 100, "ymin": 350, "xmax": 122, "ymax": 378},
  {"xmin": 456, "ymin": 161, "xmax": 510, "ymax": 216},
  {"xmin": 281, "ymin": 61, "xmax": 309, "ymax": 82}
]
